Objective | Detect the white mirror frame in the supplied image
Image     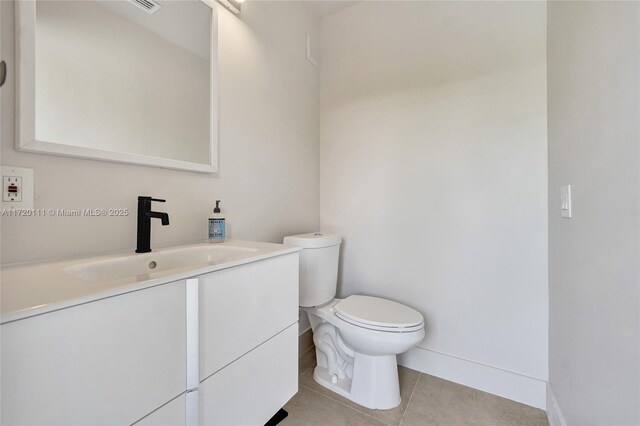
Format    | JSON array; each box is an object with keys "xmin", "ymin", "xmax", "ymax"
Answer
[{"xmin": 15, "ymin": 0, "xmax": 219, "ymax": 173}]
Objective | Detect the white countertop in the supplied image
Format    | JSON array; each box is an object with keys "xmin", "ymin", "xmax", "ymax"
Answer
[{"xmin": 1, "ymin": 239, "xmax": 300, "ymax": 324}]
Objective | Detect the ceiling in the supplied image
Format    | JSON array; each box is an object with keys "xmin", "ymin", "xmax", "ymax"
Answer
[{"xmin": 303, "ymin": 1, "xmax": 360, "ymax": 19}]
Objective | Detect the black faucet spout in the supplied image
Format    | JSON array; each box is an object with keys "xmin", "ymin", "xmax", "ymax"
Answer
[
  {"xmin": 136, "ymin": 196, "xmax": 170, "ymax": 253},
  {"xmin": 148, "ymin": 211, "xmax": 170, "ymax": 226}
]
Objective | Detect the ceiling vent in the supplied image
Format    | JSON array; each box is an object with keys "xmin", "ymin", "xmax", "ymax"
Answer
[
  {"xmin": 127, "ymin": 0, "xmax": 162, "ymax": 15},
  {"xmin": 216, "ymin": 0, "xmax": 241, "ymax": 15}
]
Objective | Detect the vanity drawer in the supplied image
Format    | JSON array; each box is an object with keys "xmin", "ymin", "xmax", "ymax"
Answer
[
  {"xmin": 135, "ymin": 393, "xmax": 187, "ymax": 426},
  {"xmin": 199, "ymin": 323, "xmax": 298, "ymax": 425},
  {"xmin": 1, "ymin": 280, "xmax": 187, "ymax": 426},
  {"xmin": 199, "ymin": 253, "xmax": 298, "ymax": 379}
]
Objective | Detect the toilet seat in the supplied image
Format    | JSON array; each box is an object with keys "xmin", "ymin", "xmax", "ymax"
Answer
[{"xmin": 334, "ymin": 295, "xmax": 424, "ymax": 333}]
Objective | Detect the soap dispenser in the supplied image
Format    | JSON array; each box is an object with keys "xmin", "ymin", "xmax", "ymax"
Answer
[{"xmin": 208, "ymin": 200, "xmax": 225, "ymax": 243}]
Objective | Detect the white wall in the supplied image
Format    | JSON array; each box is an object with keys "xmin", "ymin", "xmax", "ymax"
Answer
[
  {"xmin": 547, "ymin": 2, "xmax": 640, "ymax": 425},
  {"xmin": 320, "ymin": 1, "xmax": 548, "ymax": 408},
  {"xmin": 1, "ymin": 0, "xmax": 320, "ymax": 264}
]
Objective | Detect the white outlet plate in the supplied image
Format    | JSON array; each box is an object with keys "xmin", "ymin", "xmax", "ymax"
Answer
[
  {"xmin": 4, "ymin": 176, "xmax": 23, "ymax": 202},
  {"xmin": 1, "ymin": 166, "xmax": 34, "ymax": 210},
  {"xmin": 560, "ymin": 185, "xmax": 572, "ymax": 218}
]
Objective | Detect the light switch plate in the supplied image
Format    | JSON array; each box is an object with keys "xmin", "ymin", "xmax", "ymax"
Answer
[
  {"xmin": 306, "ymin": 33, "xmax": 318, "ymax": 67},
  {"xmin": 560, "ymin": 185, "xmax": 572, "ymax": 218},
  {"xmin": 1, "ymin": 166, "xmax": 34, "ymax": 210}
]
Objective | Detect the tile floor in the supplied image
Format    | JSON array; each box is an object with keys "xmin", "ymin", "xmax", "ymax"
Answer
[{"xmin": 282, "ymin": 347, "xmax": 549, "ymax": 426}]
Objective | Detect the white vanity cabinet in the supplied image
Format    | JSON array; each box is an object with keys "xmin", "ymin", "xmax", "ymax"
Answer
[
  {"xmin": 199, "ymin": 324, "xmax": 298, "ymax": 425},
  {"xmin": 1, "ymin": 280, "xmax": 188, "ymax": 426},
  {"xmin": 198, "ymin": 253, "xmax": 299, "ymax": 425},
  {"xmin": 135, "ymin": 394, "xmax": 188, "ymax": 426},
  {"xmin": 199, "ymin": 253, "xmax": 299, "ymax": 378},
  {"xmin": 1, "ymin": 242, "xmax": 300, "ymax": 426}
]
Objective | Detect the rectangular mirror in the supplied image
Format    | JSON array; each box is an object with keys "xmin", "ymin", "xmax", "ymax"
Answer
[{"xmin": 16, "ymin": 0, "xmax": 218, "ymax": 173}]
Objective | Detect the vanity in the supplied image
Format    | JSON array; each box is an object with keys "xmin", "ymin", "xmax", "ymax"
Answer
[
  {"xmin": 4, "ymin": 1, "xmax": 300, "ymax": 422},
  {"xmin": 1, "ymin": 240, "xmax": 300, "ymax": 425}
]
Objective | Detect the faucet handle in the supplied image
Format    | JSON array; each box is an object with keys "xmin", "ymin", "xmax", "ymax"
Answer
[{"xmin": 137, "ymin": 196, "xmax": 166, "ymax": 202}]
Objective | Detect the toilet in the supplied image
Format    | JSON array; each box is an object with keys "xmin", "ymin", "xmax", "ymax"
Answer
[{"xmin": 283, "ymin": 232, "xmax": 425, "ymax": 410}]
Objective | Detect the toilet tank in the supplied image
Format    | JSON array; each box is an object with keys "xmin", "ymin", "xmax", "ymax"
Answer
[{"xmin": 283, "ymin": 232, "xmax": 342, "ymax": 307}]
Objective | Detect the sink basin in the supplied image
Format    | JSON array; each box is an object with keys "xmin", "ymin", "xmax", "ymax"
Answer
[
  {"xmin": 64, "ymin": 244, "xmax": 259, "ymax": 282},
  {"xmin": 2, "ymin": 239, "xmax": 300, "ymax": 323}
]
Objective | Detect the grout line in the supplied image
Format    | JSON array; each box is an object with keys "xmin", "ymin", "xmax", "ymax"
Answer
[
  {"xmin": 299, "ymin": 366, "xmax": 312, "ymax": 376},
  {"xmin": 299, "ymin": 339, "xmax": 314, "ymax": 356},
  {"xmin": 299, "ymin": 364, "xmax": 423, "ymax": 426},
  {"xmin": 332, "ymin": 394, "xmax": 399, "ymax": 425},
  {"xmin": 299, "ymin": 384, "xmax": 395, "ymax": 426},
  {"xmin": 399, "ymin": 373, "xmax": 421, "ymax": 426},
  {"xmin": 298, "ymin": 346, "xmax": 316, "ymax": 377},
  {"xmin": 300, "ymin": 345, "xmax": 315, "ymax": 357}
]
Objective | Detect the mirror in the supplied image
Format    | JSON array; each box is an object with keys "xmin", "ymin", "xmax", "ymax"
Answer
[{"xmin": 16, "ymin": 0, "xmax": 218, "ymax": 173}]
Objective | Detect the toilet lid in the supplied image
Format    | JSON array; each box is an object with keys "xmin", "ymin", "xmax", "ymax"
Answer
[{"xmin": 334, "ymin": 295, "xmax": 424, "ymax": 332}]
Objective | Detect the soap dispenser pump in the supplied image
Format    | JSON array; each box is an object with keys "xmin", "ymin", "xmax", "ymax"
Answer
[{"xmin": 208, "ymin": 200, "xmax": 225, "ymax": 243}]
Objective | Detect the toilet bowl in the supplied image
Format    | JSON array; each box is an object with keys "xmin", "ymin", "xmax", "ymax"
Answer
[
  {"xmin": 283, "ymin": 232, "xmax": 426, "ymax": 410},
  {"xmin": 306, "ymin": 297, "xmax": 424, "ymax": 409}
]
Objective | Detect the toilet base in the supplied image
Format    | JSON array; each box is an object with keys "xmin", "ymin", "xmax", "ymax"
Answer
[{"xmin": 313, "ymin": 353, "xmax": 401, "ymax": 410}]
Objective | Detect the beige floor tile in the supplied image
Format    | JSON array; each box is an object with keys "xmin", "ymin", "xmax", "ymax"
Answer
[
  {"xmin": 474, "ymin": 391, "xmax": 549, "ymax": 426},
  {"xmin": 299, "ymin": 346, "xmax": 317, "ymax": 376},
  {"xmin": 299, "ymin": 359, "xmax": 420, "ymax": 426},
  {"xmin": 400, "ymin": 374, "xmax": 548, "ymax": 426},
  {"xmin": 282, "ymin": 386, "xmax": 388, "ymax": 426}
]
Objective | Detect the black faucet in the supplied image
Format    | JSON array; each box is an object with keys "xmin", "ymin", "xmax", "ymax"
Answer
[{"xmin": 136, "ymin": 196, "xmax": 170, "ymax": 253}]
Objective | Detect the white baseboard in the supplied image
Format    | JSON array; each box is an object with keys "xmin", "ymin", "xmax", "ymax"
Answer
[
  {"xmin": 546, "ymin": 382, "xmax": 567, "ymax": 426},
  {"xmin": 298, "ymin": 326, "xmax": 313, "ymax": 356},
  {"xmin": 398, "ymin": 346, "xmax": 547, "ymax": 410}
]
